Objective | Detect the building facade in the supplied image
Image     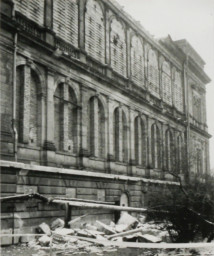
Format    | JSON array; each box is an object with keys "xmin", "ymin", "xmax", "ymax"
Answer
[{"xmin": 0, "ymin": 0, "xmax": 211, "ymax": 238}]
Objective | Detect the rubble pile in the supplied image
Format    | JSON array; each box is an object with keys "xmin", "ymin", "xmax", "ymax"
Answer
[{"xmin": 29, "ymin": 213, "xmax": 172, "ymax": 255}]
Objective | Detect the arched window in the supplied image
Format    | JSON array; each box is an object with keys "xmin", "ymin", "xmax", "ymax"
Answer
[
  {"xmin": 151, "ymin": 124, "xmax": 161, "ymax": 168},
  {"xmin": 16, "ymin": 65, "xmax": 41, "ymax": 146},
  {"xmin": 196, "ymin": 148, "xmax": 202, "ymax": 174},
  {"xmin": 16, "ymin": 66, "xmax": 24, "ymax": 143},
  {"xmin": 54, "ymin": 83, "xmax": 64, "ymax": 150},
  {"xmin": 68, "ymin": 86, "xmax": 78, "ymax": 153},
  {"xmin": 174, "ymin": 71, "xmax": 183, "ymax": 112},
  {"xmin": 53, "ymin": 0, "xmax": 78, "ymax": 47},
  {"xmin": 29, "ymin": 70, "xmax": 41, "ymax": 146},
  {"xmin": 85, "ymin": 0, "xmax": 105, "ymax": 63},
  {"xmin": 134, "ymin": 116, "xmax": 146, "ymax": 166},
  {"xmin": 176, "ymin": 135, "xmax": 183, "ymax": 173},
  {"xmin": 15, "ymin": 0, "xmax": 44, "ymax": 26},
  {"xmin": 148, "ymin": 49, "xmax": 159, "ymax": 96},
  {"xmin": 193, "ymin": 95, "xmax": 202, "ymax": 122},
  {"xmin": 165, "ymin": 129, "xmax": 174, "ymax": 171},
  {"xmin": 110, "ymin": 19, "xmax": 126, "ymax": 77},
  {"xmin": 113, "ymin": 108, "xmax": 128, "ymax": 162},
  {"xmin": 88, "ymin": 97, "xmax": 105, "ymax": 158},
  {"xmin": 54, "ymin": 83, "xmax": 78, "ymax": 152},
  {"xmin": 131, "ymin": 36, "xmax": 144, "ymax": 86},
  {"xmin": 162, "ymin": 61, "xmax": 172, "ymax": 105}
]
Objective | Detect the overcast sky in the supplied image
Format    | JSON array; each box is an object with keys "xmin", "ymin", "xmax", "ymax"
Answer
[{"xmin": 117, "ymin": 0, "xmax": 214, "ymax": 169}]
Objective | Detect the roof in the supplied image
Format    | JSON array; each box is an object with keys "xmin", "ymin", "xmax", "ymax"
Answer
[{"xmin": 174, "ymin": 39, "xmax": 206, "ymax": 68}]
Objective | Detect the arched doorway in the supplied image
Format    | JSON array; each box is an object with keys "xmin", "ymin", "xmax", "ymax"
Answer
[{"xmin": 120, "ymin": 193, "xmax": 129, "ymax": 207}]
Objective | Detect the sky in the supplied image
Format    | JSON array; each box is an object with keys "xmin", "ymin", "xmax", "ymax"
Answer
[{"xmin": 117, "ymin": 0, "xmax": 214, "ymax": 169}]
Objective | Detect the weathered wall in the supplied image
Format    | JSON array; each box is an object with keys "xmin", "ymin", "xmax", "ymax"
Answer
[{"xmin": 1, "ymin": 163, "xmax": 177, "ymax": 245}]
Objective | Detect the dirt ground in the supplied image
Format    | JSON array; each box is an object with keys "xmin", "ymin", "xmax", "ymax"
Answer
[{"xmin": 1, "ymin": 244, "xmax": 214, "ymax": 256}]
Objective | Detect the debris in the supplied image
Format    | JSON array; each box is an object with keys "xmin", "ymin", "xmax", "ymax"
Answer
[
  {"xmin": 139, "ymin": 234, "xmax": 162, "ymax": 243},
  {"xmin": 51, "ymin": 218, "xmax": 65, "ymax": 230},
  {"xmin": 115, "ymin": 224, "xmax": 128, "ymax": 233},
  {"xmin": 38, "ymin": 235, "xmax": 51, "ymax": 246},
  {"xmin": 107, "ymin": 227, "xmax": 144, "ymax": 240},
  {"xmin": 117, "ymin": 212, "xmax": 138, "ymax": 226},
  {"xmin": 68, "ymin": 214, "xmax": 88, "ymax": 227},
  {"xmin": 38, "ymin": 223, "xmax": 51, "ymax": 236},
  {"xmin": 96, "ymin": 220, "xmax": 116, "ymax": 234},
  {"xmin": 53, "ymin": 228, "xmax": 74, "ymax": 236}
]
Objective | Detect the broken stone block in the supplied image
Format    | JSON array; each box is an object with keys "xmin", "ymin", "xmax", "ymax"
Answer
[
  {"xmin": 53, "ymin": 228, "xmax": 75, "ymax": 236},
  {"xmin": 117, "ymin": 212, "xmax": 138, "ymax": 227},
  {"xmin": 38, "ymin": 235, "xmax": 51, "ymax": 246},
  {"xmin": 51, "ymin": 218, "xmax": 65, "ymax": 230},
  {"xmin": 39, "ymin": 223, "xmax": 51, "ymax": 236},
  {"xmin": 115, "ymin": 224, "xmax": 128, "ymax": 233},
  {"xmin": 139, "ymin": 234, "xmax": 161, "ymax": 243}
]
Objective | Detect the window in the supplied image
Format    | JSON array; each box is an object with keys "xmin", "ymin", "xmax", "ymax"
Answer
[
  {"xmin": 15, "ymin": 0, "xmax": 44, "ymax": 26},
  {"xmin": 165, "ymin": 129, "xmax": 174, "ymax": 171},
  {"xmin": 54, "ymin": 84, "xmax": 78, "ymax": 152},
  {"xmin": 176, "ymin": 135, "xmax": 183, "ymax": 173},
  {"xmin": 88, "ymin": 97, "xmax": 105, "ymax": 158},
  {"xmin": 16, "ymin": 65, "xmax": 41, "ymax": 146},
  {"xmin": 134, "ymin": 116, "xmax": 146, "ymax": 166},
  {"xmin": 53, "ymin": 0, "xmax": 78, "ymax": 47},
  {"xmin": 174, "ymin": 71, "xmax": 183, "ymax": 112},
  {"xmin": 110, "ymin": 19, "xmax": 126, "ymax": 77},
  {"xmin": 151, "ymin": 124, "xmax": 161, "ymax": 168},
  {"xmin": 85, "ymin": 0, "xmax": 105, "ymax": 63},
  {"xmin": 193, "ymin": 95, "xmax": 202, "ymax": 122},
  {"xmin": 148, "ymin": 49, "xmax": 159, "ymax": 96},
  {"xmin": 196, "ymin": 148, "xmax": 202, "ymax": 174},
  {"xmin": 162, "ymin": 61, "xmax": 172, "ymax": 105},
  {"xmin": 54, "ymin": 84, "xmax": 64, "ymax": 150},
  {"xmin": 113, "ymin": 108, "xmax": 128, "ymax": 162},
  {"xmin": 131, "ymin": 36, "xmax": 144, "ymax": 86}
]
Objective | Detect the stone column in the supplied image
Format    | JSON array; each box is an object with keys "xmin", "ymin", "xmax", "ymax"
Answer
[
  {"xmin": 118, "ymin": 108, "xmax": 123, "ymax": 162},
  {"xmin": 44, "ymin": 69, "xmax": 55, "ymax": 150},
  {"xmin": 129, "ymin": 109, "xmax": 136, "ymax": 165},
  {"xmin": 153, "ymin": 124, "xmax": 157, "ymax": 168},
  {"xmin": 39, "ymin": 92, "xmax": 45, "ymax": 147},
  {"xmin": 147, "ymin": 118, "xmax": 153, "ymax": 168},
  {"xmin": 107, "ymin": 97, "xmax": 114, "ymax": 160},
  {"xmin": 137, "ymin": 117, "xmax": 142, "ymax": 165},
  {"xmin": 91, "ymin": 96, "xmax": 99, "ymax": 157},
  {"xmin": 22, "ymin": 65, "xmax": 31, "ymax": 143},
  {"xmin": 63, "ymin": 83, "xmax": 68, "ymax": 151},
  {"xmin": 80, "ymin": 87, "xmax": 89, "ymax": 156}
]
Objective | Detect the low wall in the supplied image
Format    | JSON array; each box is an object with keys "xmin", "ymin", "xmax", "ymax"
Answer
[{"xmin": 0, "ymin": 160, "xmax": 179, "ymax": 245}]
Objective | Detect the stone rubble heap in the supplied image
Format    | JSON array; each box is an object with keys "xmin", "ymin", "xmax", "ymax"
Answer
[{"xmin": 29, "ymin": 213, "xmax": 172, "ymax": 256}]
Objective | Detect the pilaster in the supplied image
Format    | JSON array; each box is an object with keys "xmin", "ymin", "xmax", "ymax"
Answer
[
  {"xmin": 63, "ymin": 83, "xmax": 68, "ymax": 151},
  {"xmin": 44, "ymin": 69, "xmax": 55, "ymax": 150},
  {"xmin": 22, "ymin": 65, "xmax": 31, "ymax": 143}
]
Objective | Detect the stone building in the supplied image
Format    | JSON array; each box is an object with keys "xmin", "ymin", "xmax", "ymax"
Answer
[{"xmin": 0, "ymin": 0, "xmax": 211, "ymax": 237}]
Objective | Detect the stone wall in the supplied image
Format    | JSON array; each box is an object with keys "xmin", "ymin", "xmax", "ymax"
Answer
[{"xmin": 0, "ymin": 162, "xmax": 178, "ymax": 245}]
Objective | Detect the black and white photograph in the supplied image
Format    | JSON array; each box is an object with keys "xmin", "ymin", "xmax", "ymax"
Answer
[{"xmin": 0, "ymin": 0, "xmax": 214, "ymax": 255}]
